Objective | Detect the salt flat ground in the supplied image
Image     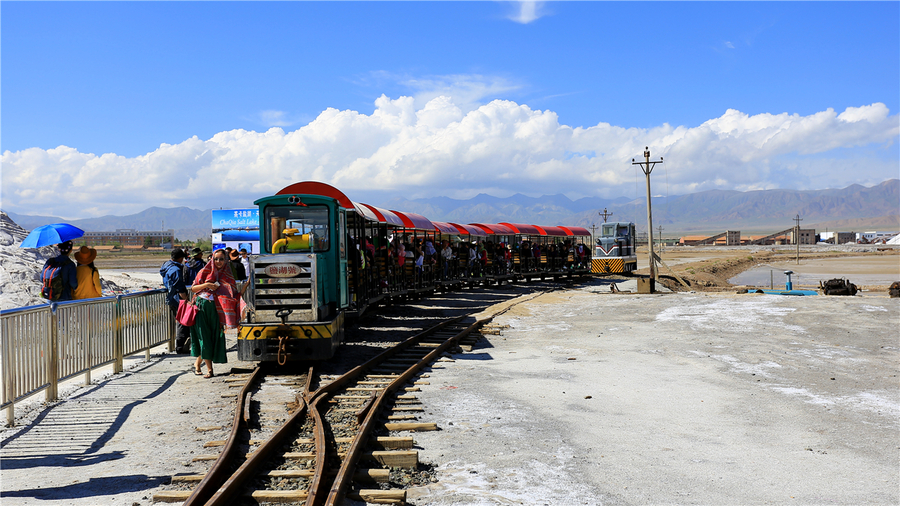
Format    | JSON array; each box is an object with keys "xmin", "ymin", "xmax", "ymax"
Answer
[{"xmin": 409, "ymin": 281, "xmax": 899, "ymax": 505}]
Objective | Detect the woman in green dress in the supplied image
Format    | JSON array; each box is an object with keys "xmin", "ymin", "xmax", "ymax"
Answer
[{"xmin": 189, "ymin": 249, "xmax": 237, "ymax": 378}]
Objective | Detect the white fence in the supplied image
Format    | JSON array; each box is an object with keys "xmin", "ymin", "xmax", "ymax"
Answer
[{"xmin": 0, "ymin": 289, "xmax": 172, "ymax": 426}]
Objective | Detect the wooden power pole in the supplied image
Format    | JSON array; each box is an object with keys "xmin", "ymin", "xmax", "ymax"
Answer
[{"xmin": 632, "ymin": 147, "xmax": 663, "ymax": 281}]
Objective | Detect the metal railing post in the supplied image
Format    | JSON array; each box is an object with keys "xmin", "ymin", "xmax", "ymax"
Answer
[
  {"xmin": 168, "ymin": 302, "xmax": 176, "ymax": 353},
  {"xmin": 84, "ymin": 305, "xmax": 92, "ymax": 386},
  {"xmin": 46, "ymin": 303, "xmax": 59, "ymax": 402},
  {"xmin": 144, "ymin": 297, "xmax": 151, "ymax": 361},
  {"xmin": 2, "ymin": 318, "xmax": 15, "ymax": 426},
  {"xmin": 114, "ymin": 296, "xmax": 124, "ymax": 373}
]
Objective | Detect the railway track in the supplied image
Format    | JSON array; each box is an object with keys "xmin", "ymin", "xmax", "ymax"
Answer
[
  {"xmin": 153, "ymin": 288, "xmax": 551, "ymax": 505},
  {"xmin": 152, "ymin": 316, "xmax": 482, "ymax": 505}
]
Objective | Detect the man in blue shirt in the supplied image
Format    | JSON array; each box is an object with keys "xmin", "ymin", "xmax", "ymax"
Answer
[{"xmin": 160, "ymin": 249, "xmax": 190, "ymax": 353}]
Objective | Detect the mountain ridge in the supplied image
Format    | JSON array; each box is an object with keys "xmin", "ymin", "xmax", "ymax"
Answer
[{"xmin": 4, "ymin": 179, "xmax": 897, "ymax": 239}]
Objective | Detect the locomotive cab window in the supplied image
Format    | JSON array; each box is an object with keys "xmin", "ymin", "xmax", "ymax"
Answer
[{"xmin": 266, "ymin": 206, "xmax": 330, "ymax": 253}]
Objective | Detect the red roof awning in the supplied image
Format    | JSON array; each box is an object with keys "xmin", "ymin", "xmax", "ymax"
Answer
[
  {"xmin": 276, "ymin": 181, "xmax": 354, "ymax": 208},
  {"xmin": 539, "ymin": 226, "xmax": 569, "ymax": 237},
  {"xmin": 469, "ymin": 223, "xmax": 516, "ymax": 235},
  {"xmin": 431, "ymin": 221, "xmax": 460, "ymax": 234},
  {"xmin": 499, "ymin": 222, "xmax": 543, "ymax": 235},
  {"xmin": 532, "ymin": 225, "xmax": 549, "ymax": 236},
  {"xmin": 352, "ymin": 201, "xmax": 380, "ymax": 222},
  {"xmin": 448, "ymin": 222, "xmax": 488, "ymax": 237},
  {"xmin": 360, "ymin": 203, "xmax": 405, "ymax": 226},
  {"xmin": 390, "ymin": 210, "xmax": 437, "ymax": 231},
  {"xmin": 559, "ymin": 226, "xmax": 591, "ymax": 237}
]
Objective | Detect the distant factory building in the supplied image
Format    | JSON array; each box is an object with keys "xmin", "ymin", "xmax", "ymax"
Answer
[
  {"xmin": 679, "ymin": 228, "xmax": 816, "ymax": 246},
  {"xmin": 819, "ymin": 231, "xmax": 856, "ymax": 244},
  {"xmin": 82, "ymin": 229, "xmax": 175, "ymax": 248},
  {"xmin": 793, "ymin": 228, "xmax": 816, "ymax": 245}
]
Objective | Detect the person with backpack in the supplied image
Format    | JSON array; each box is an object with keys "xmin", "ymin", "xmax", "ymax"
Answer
[
  {"xmin": 161, "ymin": 248, "xmax": 191, "ymax": 353},
  {"xmin": 41, "ymin": 240, "xmax": 78, "ymax": 302},
  {"xmin": 228, "ymin": 249, "xmax": 246, "ymax": 281},
  {"xmin": 185, "ymin": 248, "xmax": 205, "ymax": 285},
  {"xmin": 73, "ymin": 246, "xmax": 103, "ymax": 299}
]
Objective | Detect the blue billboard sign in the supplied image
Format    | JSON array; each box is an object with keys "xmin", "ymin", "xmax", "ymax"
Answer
[
  {"xmin": 211, "ymin": 208, "xmax": 260, "ymax": 254},
  {"xmin": 211, "ymin": 209, "xmax": 259, "ymax": 231}
]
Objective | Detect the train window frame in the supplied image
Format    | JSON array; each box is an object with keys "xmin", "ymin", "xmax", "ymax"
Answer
[{"xmin": 265, "ymin": 205, "xmax": 331, "ymax": 253}]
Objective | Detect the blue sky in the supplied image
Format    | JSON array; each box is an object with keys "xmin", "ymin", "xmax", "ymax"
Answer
[{"xmin": 2, "ymin": 1, "xmax": 898, "ymax": 218}]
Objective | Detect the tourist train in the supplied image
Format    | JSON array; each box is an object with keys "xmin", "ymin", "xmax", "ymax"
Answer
[{"xmin": 237, "ymin": 181, "xmax": 633, "ymax": 363}]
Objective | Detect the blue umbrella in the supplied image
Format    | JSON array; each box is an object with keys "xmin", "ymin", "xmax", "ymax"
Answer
[{"xmin": 19, "ymin": 223, "xmax": 85, "ymax": 249}]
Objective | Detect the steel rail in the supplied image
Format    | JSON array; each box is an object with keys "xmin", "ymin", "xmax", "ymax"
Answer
[
  {"xmin": 305, "ymin": 394, "xmax": 330, "ymax": 506},
  {"xmin": 301, "ymin": 315, "xmax": 469, "ymax": 505},
  {"xmin": 202, "ymin": 366, "xmax": 314, "ymax": 506},
  {"xmin": 182, "ymin": 365, "xmax": 264, "ymax": 506},
  {"xmin": 321, "ymin": 289, "xmax": 552, "ymax": 504},
  {"xmin": 313, "ymin": 316, "xmax": 467, "ymax": 400},
  {"xmin": 324, "ymin": 317, "xmax": 484, "ymax": 506}
]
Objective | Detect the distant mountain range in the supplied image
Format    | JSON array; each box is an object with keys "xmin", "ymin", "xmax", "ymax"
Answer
[
  {"xmin": 384, "ymin": 179, "xmax": 899, "ymax": 235},
  {"xmin": 6, "ymin": 207, "xmax": 211, "ymax": 242},
  {"xmin": 5, "ymin": 179, "xmax": 897, "ymax": 240}
]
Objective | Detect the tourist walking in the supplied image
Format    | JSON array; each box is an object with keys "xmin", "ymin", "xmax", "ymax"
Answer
[
  {"xmin": 189, "ymin": 249, "xmax": 236, "ymax": 378},
  {"xmin": 73, "ymin": 246, "xmax": 102, "ymax": 299}
]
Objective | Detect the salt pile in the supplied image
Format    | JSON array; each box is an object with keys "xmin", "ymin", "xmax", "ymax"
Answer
[
  {"xmin": 0, "ymin": 211, "xmax": 55, "ymax": 310},
  {"xmin": 0, "ymin": 212, "xmax": 142, "ymax": 311}
]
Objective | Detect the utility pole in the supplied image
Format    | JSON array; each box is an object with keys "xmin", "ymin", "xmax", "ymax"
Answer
[
  {"xmin": 632, "ymin": 147, "xmax": 664, "ymax": 281},
  {"xmin": 793, "ymin": 214, "xmax": 802, "ymax": 265},
  {"xmin": 599, "ymin": 208, "xmax": 614, "ymax": 223},
  {"xmin": 589, "ymin": 223, "xmax": 599, "ymax": 247}
]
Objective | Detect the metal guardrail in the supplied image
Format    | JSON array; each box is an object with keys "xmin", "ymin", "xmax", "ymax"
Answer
[{"xmin": 0, "ymin": 289, "xmax": 173, "ymax": 426}]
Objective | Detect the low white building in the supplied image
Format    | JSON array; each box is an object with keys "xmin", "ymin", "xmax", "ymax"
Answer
[{"xmin": 856, "ymin": 231, "xmax": 899, "ymax": 243}]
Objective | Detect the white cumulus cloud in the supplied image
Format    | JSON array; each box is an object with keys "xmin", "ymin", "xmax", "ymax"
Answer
[{"xmin": 1, "ymin": 96, "xmax": 897, "ymax": 218}]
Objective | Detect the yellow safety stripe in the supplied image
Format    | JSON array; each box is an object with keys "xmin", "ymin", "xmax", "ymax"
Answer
[
  {"xmin": 239, "ymin": 322, "xmax": 335, "ymax": 340},
  {"xmin": 591, "ymin": 258, "xmax": 625, "ymax": 274}
]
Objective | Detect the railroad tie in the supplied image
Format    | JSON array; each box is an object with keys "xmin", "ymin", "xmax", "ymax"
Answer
[
  {"xmin": 384, "ymin": 422, "xmax": 439, "ymax": 432},
  {"xmin": 281, "ymin": 450, "xmax": 418, "ymax": 468},
  {"xmin": 333, "ymin": 405, "xmax": 423, "ymax": 413},
  {"xmin": 349, "ymin": 489, "xmax": 406, "ymax": 504},
  {"xmin": 289, "ymin": 436, "xmax": 413, "ymax": 449},
  {"xmin": 249, "ymin": 490, "xmax": 308, "ymax": 502},
  {"xmin": 195, "ymin": 426, "xmax": 224, "ymax": 432},
  {"xmin": 387, "ymin": 414, "xmax": 418, "ymax": 420},
  {"xmin": 152, "ymin": 491, "xmax": 191, "ymax": 503},
  {"xmin": 204, "ymin": 439, "xmax": 264, "ymax": 448}
]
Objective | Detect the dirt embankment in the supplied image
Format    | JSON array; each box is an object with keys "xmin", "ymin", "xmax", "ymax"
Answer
[{"xmin": 644, "ymin": 249, "xmax": 899, "ymax": 292}]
